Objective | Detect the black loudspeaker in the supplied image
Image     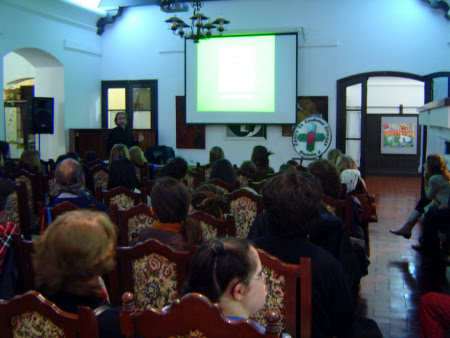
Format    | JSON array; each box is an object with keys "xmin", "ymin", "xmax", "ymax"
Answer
[{"xmin": 28, "ymin": 97, "xmax": 54, "ymax": 134}]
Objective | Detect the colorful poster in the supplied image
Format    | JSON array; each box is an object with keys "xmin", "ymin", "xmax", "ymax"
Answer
[{"xmin": 380, "ymin": 116, "xmax": 417, "ymax": 155}]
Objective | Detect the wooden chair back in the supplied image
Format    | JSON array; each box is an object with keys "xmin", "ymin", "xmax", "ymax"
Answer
[
  {"xmin": 141, "ymin": 178, "xmax": 156, "ymax": 197},
  {"xmin": 41, "ymin": 170, "xmax": 57, "ymax": 203},
  {"xmin": 189, "ymin": 210, "xmax": 236, "ymax": 240},
  {"xmin": 120, "ymin": 292, "xmax": 281, "ymax": 338},
  {"xmin": 207, "ymin": 177, "xmax": 240, "ymax": 193},
  {"xmin": 84, "ymin": 164, "xmax": 109, "ymax": 193},
  {"xmin": 10, "ymin": 169, "xmax": 43, "ymax": 214},
  {"xmin": 95, "ymin": 185, "xmax": 146, "ymax": 211},
  {"xmin": 196, "ymin": 162, "xmax": 213, "ymax": 182},
  {"xmin": 227, "ymin": 188, "xmax": 263, "ymax": 238},
  {"xmin": 0, "ymin": 290, "xmax": 99, "ymax": 338},
  {"xmin": 109, "ymin": 238, "xmax": 192, "ymax": 309},
  {"xmin": 115, "ymin": 202, "xmax": 157, "ymax": 246},
  {"xmin": 40, "ymin": 159, "xmax": 55, "ymax": 175},
  {"xmin": 12, "ymin": 233, "xmax": 35, "ymax": 293},
  {"xmin": 38, "ymin": 201, "xmax": 98, "ymax": 232},
  {"xmin": 1, "ymin": 181, "xmax": 30, "ymax": 239},
  {"xmin": 322, "ymin": 194, "xmax": 353, "ymax": 235},
  {"xmin": 251, "ymin": 250, "xmax": 312, "ymax": 338},
  {"xmin": 247, "ymin": 180, "xmax": 267, "ymax": 194},
  {"xmin": 184, "ymin": 169, "xmax": 203, "ymax": 189}
]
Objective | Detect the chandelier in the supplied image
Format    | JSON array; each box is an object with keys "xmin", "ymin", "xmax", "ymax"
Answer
[{"xmin": 163, "ymin": 1, "xmax": 230, "ymax": 43}]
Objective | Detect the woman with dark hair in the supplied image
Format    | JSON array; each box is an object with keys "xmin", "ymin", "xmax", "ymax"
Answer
[
  {"xmin": 307, "ymin": 159, "xmax": 342, "ymax": 199},
  {"xmin": 191, "ymin": 184, "xmax": 231, "ymax": 219},
  {"xmin": 83, "ymin": 150, "xmax": 99, "ymax": 164},
  {"xmin": 209, "ymin": 158, "xmax": 237, "ymax": 185},
  {"xmin": 107, "ymin": 157, "xmax": 141, "ymax": 191},
  {"xmin": 209, "ymin": 146, "xmax": 225, "ymax": 164},
  {"xmin": 130, "ymin": 177, "xmax": 203, "ymax": 250},
  {"xmin": 240, "ymin": 160, "xmax": 257, "ymax": 175},
  {"xmin": 327, "ymin": 148, "xmax": 342, "ymax": 165},
  {"xmin": 180, "ymin": 238, "xmax": 267, "ymax": 326},
  {"xmin": 390, "ymin": 153, "xmax": 450, "ymax": 239},
  {"xmin": 251, "ymin": 145, "xmax": 274, "ymax": 173},
  {"xmin": 33, "ymin": 210, "xmax": 121, "ymax": 337},
  {"xmin": 19, "ymin": 149, "xmax": 42, "ymax": 173},
  {"xmin": 158, "ymin": 157, "xmax": 188, "ymax": 181}
]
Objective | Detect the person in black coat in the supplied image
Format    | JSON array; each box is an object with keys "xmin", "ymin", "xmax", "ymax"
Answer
[{"xmin": 106, "ymin": 112, "xmax": 143, "ymax": 156}]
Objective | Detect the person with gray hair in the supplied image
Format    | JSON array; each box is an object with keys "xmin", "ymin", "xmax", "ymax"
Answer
[{"xmin": 49, "ymin": 159, "xmax": 108, "ymax": 213}]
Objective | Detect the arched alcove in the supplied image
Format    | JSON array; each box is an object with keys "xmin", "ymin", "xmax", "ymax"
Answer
[{"xmin": 3, "ymin": 48, "xmax": 65, "ymax": 160}]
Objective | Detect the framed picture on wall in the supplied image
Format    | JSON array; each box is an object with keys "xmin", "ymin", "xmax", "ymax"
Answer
[
  {"xmin": 282, "ymin": 96, "xmax": 328, "ymax": 136},
  {"xmin": 380, "ymin": 116, "xmax": 417, "ymax": 155},
  {"xmin": 176, "ymin": 96, "xmax": 205, "ymax": 149},
  {"xmin": 225, "ymin": 125, "xmax": 267, "ymax": 140}
]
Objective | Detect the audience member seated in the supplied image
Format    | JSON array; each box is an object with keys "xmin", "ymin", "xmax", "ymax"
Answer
[
  {"xmin": 18, "ymin": 149, "xmax": 42, "ymax": 173},
  {"xmin": 130, "ymin": 177, "xmax": 202, "ymax": 250},
  {"xmin": 240, "ymin": 160, "xmax": 257, "ymax": 175},
  {"xmin": 0, "ymin": 141, "xmax": 15, "ymax": 167},
  {"xmin": 327, "ymin": 148, "xmax": 343, "ymax": 165},
  {"xmin": 210, "ymin": 158, "xmax": 238, "ymax": 186},
  {"xmin": 33, "ymin": 209, "xmax": 122, "ymax": 338},
  {"xmin": 307, "ymin": 159, "xmax": 342, "ymax": 200},
  {"xmin": 66, "ymin": 151, "xmax": 82, "ymax": 163},
  {"xmin": 209, "ymin": 146, "xmax": 225, "ymax": 164},
  {"xmin": 390, "ymin": 154, "xmax": 450, "ymax": 240},
  {"xmin": 49, "ymin": 159, "xmax": 108, "ymax": 213},
  {"xmin": 191, "ymin": 184, "xmax": 231, "ymax": 219},
  {"xmin": 180, "ymin": 238, "xmax": 267, "ymax": 331},
  {"xmin": 109, "ymin": 143, "xmax": 129, "ymax": 165},
  {"xmin": 108, "ymin": 157, "xmax": 141, "ymax": 191},
  {"xmin": 336, "ymin": 154, "xmax": 367, "ymax": 194},
  {"xmin": 83, "ymin": 150, "xmax": 99, "ymax": 164},
  {"xmin": 279, "ymin": 163, "xmax": 295, "ymax": 173},
  {"xmin": 286, "ymin": 159, "xmax": 298, "ymax": 166},
  {"xmin": 419, "ymin": 292, "xmax": 450, "ymax": 338},
  {"xmin": 129, "ymin": 146, "xmax": 149, "ymax": 179},
  {"xmin": 249, "ymin": 169, "xmax": 357, "ymax": 337},
  {"xmin": 251, "ymin": 145, "xmax": 274, "ymax": 173},
  {"xmin": 157, "ymin": 157, "xmax": 188, "ymax": 181}
]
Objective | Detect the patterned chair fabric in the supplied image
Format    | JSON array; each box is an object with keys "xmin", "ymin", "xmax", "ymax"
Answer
[
  {"xmin": 198, "ymin": 220, "xmax": 218, "ymax": 241},
  {"xmin": 132, "ymin": 253, "xmax": 178, "ymax": 310},
  {"xmin": 14, "ymin": 175, "xmax": 33, "ymax": 213},
  {"xmin": 93, "ymin": 170, "xmax": 109, "ymax": 190},
  {"xmin": 116, "ymin": 203, "xmax": 156, "ymax": 246},
  {"xmin": 230, "ymin": 196, "xmax": 258, "ymax": 238},
  {"xmin": 11, "ymin": 311, "xmax": 64, "ymax": 337},
  {"xmin": 188, "ymin": 210, "xmax": 233, "ymax": 240},
  {"xmin": 110, "ymin": 194, "xmax": 136, "ymax": 210},
  {"xmin": 1, "ymin": 191, "xmax": 20, "ymax": 226},
  {"xmin": 127, "ymin": 213, "xmax": 157, "ymax": 243}
]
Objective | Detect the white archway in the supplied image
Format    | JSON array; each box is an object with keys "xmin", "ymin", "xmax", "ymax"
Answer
[{"xmin": 3, "ymin": 48, "xmax": 65, "ymax": 160}]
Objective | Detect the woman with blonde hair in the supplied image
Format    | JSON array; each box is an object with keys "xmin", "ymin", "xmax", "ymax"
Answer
[
  {"xmin": 33, "ymin": 209, "xmax": 121, "ymax": 337},
  {"xmin": 390, "ymin": 154, "xmax": 450, "ymax": 239},
  {"xmin": 109, "ymin": 143, "xmax": 130, "ymax": 165},
  {"xmin": 336, "ymin": 154, "xmax": 367, "ymax": 194}
]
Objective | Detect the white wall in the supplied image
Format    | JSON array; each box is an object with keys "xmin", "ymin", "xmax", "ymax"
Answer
[
  {"xmin": 0, "ymin": 0, "xmax": 105, "ymax": 159},
  {"xmin": 99, "ymin": 0, "xmax": 450, "ymax": 170}
]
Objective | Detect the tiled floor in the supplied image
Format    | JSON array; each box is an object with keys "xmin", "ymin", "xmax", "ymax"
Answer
[{"xmin": 356, "ymin": 176, "xmax": 448, "ymax": 337}]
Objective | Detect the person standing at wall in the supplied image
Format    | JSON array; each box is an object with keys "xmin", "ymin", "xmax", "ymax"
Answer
[{"xmin": 106, "ymin": 112, "xmax": 143, "ymax": 156}]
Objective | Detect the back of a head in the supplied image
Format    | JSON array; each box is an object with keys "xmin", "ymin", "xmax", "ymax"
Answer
[
  {"xmin": 210, "ymin": 158, "xmax": 237, "ymax": 185},
  {"xmin": 327, "ymin": 149, "xmax": 342, "ymax": 165},
  {"xmin": 55, "ymin": 158, "xmax": 83, "ymax": 192},
  {"xmin": 66, "ymin": 151, "xmax": 81, "ymax": 163},
  {"xmin": 108, "ymin": 157, "xmax": 140, "ymax": 190},
  {"xmin": 151, "ymin": 176, "xmax": 190, "ymax": 222},
  {"xmin": 34, "ymin": 209, "xmax": 117, "ymax": 296},
  {"xmin": 251, "ymin": 145, "xmax": 271, "ymax": 170},
  {"xmin": 110, "ymin": 143, "xmax": 130, "ymax": 164},
  {"xmin": 19, "ymin": 149, "xmax": 41, "ymax": 172},
  {"xmin": 209, "ymin": 146, "xmax": 225, "ymax": 164},
  {"xmin": 158, "ymin": 157, "xmax": 188, "ymax": 180},
  {"xmin": 262, "ymin": 170, "xmax": 321, "ymax": 237},
  {"xmin": 240, "ymin": 160, "xmax": 257, "ymax": 175},
  {"xmin": 426, "ymin": 153, "xmax": 449, "ymax": 178},
  {"xmin": 83, "ymin": 150, "xmax": 98, "ymax": 164},
  {"xmin": 308, "ymin": 159, "xmax": 342, "ymax": 199},
  {"xmin": 181, "ymin": 238, "xmax": 256, "ymax": 303},
  {"xmin": 129, "ymin": 146, "xmax": 147, "ymax": 166},
  {"xmin": 279, "ymin": 163, "xmax": 295, "ymax": 173},
  {"xmin": 191, "ymin": 184, "xmax": 231, "ymax": 218},
  {"xmin": 336, "ymin": 154, "xmax": 357, "ymax": 172}
]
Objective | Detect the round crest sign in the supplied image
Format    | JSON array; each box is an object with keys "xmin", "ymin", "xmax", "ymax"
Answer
[{"xmin": 292, "ymin": 116, "xmax": 332, "ymax": 159}]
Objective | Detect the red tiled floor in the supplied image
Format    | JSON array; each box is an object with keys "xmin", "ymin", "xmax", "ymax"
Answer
[{"xmin": 357, "ymin": 176, "xmax": 426, "ymax": 337}]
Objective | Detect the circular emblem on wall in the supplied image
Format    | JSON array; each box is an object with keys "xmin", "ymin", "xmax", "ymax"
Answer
[{"xmin": 292, "ymin": 116, "xmax": 332, "ymax": 159}]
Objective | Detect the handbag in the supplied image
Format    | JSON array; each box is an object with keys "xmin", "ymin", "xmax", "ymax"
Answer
[{"xmin": 355, "ymin": 194, "xmax": 378, "ymax": 223}]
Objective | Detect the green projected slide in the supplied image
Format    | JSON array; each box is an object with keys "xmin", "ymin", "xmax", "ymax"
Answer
[{"xmin": 197, "ymin": 36, "xmax": 275, "ymax": 112}]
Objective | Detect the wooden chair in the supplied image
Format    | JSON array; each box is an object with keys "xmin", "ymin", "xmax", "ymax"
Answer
[
  {"xmin": 95, "ymin": 185, "xmax": 146, "ymax": 211},
  {"xmin": 12, "ymin": 233, "xmax": 35, "ymax": 293},
  {"xmin": 38, "ymin": 201, "xmax": 98, "ymax": 231},
  {"xmin": 235, "ymin": 169, "xmax": 252, "ymax": 187},
  {"xmin": 115, "ymin": 202, "xmax": 157, "ymax": 246},
  {"xmin": 207, "ymin": 177, "xmax": 240, "ymax": 193},
  {"xmin": 9, "ymin": 169, "xmax": 43, "ymax": 215},
  {"xmin": 41, "ymin": 170, "xmax": 57, "ymax": 204},
  {"xmin": 227, "ymin": 188, "xmax": 263, "ymax": 238},
  {"xmin": 184, "ymin": 169, "xmax": 203, "ymax": 189},
  {"xmin": 84, "ymin": 164, "xmax": 109, "ymax": 193},
  {"xmin": 196, "ymin": 162, "xmax": 213, "ymax": 182},
  {"xmin": 0, "ymin": 290, "xmax": 99, "ymax": 338},
  {"xmin": 1, "ymin": 181, "xmax": 31, "ymax": 239},
  {"xmin": 133, "ymin": 163, "xmax": 149, "ymax": 183},
  {"xmin": 120, "ymin": 292, "xmax": 281, "ymax": 338},
  {"xmin": 141, "ymin": 178, "xmax": 156, "ymax": 197},
  {"xmin": 251, "ymin": 250, "xmax": 312, "ymax": 338},
  {"xmin": 322, "ymin": 194, "xmax": 353, "ymax": 236},
  {"xmin": 40, "ymin": 159, "xmax": 55, "ymax": 175},
  {"xmin": 189, "ymin": 210, "xmax": 236, "ymax": 240},
  {"xmin": 109, "ymin": 238, "xmax": 192, "ymax": 309},
  {"xmin": 248, "ymin": 180, "xmax": 268, "ymax": 194}
]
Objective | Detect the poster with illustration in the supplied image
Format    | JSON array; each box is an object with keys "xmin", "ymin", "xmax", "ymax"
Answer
[{"xmin": 380, "ymin": 116, "xmax": 417, "ymax": 155}]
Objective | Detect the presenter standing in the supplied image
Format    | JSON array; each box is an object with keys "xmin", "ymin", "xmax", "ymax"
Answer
[{"xmin": 106, "ymin": 112, "xmax": 144, "ymax": 155}]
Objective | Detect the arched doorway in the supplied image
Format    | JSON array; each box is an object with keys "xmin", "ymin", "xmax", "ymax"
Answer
[
  {"xmin": 336, "ymin": 71, "xmax": 450, "ymax": 177},
  {"xmin": 3, "ymin": 48, "xmax": 64, "ymax": 160}
]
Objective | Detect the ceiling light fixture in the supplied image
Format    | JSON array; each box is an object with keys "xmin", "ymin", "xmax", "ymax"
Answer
[{"xmin": 163, "ymin": 1, "xmax": 230, "ymax": 43}]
